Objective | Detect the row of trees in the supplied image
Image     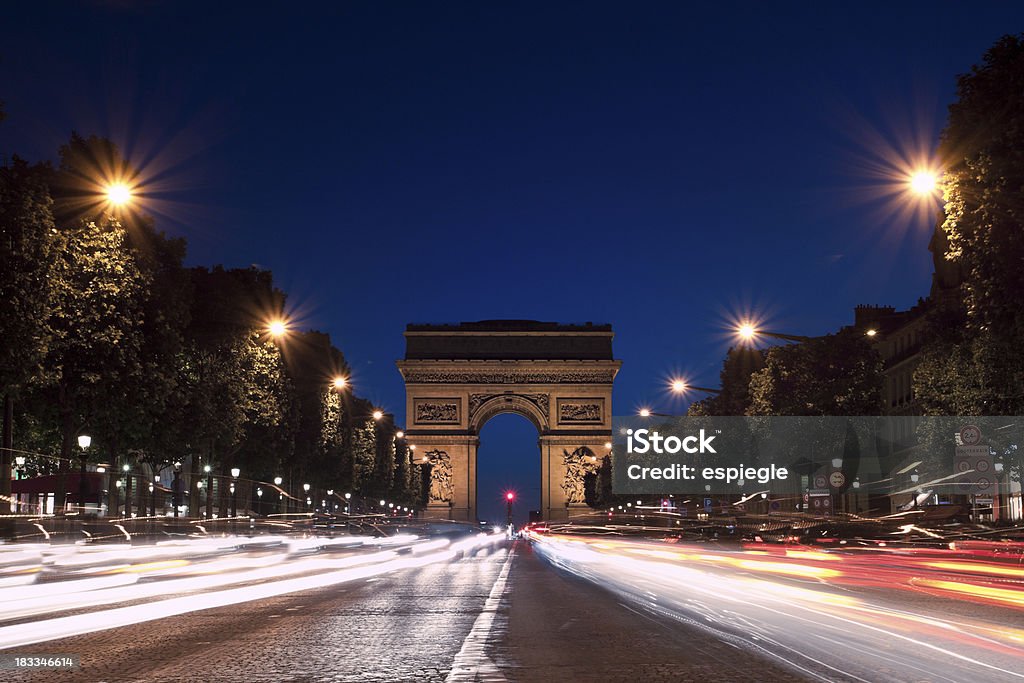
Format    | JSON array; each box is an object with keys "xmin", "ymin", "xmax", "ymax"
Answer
[{"xmin": 0, "ymin": 133, "xmax": 424, "ymax": 511}]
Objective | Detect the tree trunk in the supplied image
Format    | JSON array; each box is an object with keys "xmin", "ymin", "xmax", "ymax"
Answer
[
  {"xmin": 56, "ymin": 385, "xmax": 73, "ymax": 515},
  {"xmin": 1, "ymin": 394, "xmax": 12, "ymax": 504}
]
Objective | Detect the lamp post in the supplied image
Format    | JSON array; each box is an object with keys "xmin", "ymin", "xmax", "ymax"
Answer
[
  {"xmin": 122, "ymin": 462, "xmax": 132, "ymax": 517},
  {"xmin": 204, "ymin": 464, "xmax": 213, "ymax": 518},
  {"xmin": 506, "ymin": 491, "xmax": 515, "ymax": 530},
  {"xmin": 734, "ymin": 322, "xmax": 814, "ymax": 345},
  {"xmin": 13, "ymin": 456, "xmax": 25, "ymax": 513},
  {"xmin": 172, "ymin": 461, "xmax": 182, "ymax": 518},
  {"xmin": 77, "ymin": 435, "xmax": 91, "ymax": 515},
  {"xmin": 256, "ymin": 487, "xmax": 263, "ymax": 516},
  {"xmin": 670, "ymin": 379, "xmax": 722, "ymax": 396},
  {"xmin": 274, "ymin": 476, "xmax": 284, "ymax": 514},
  {"xmin": 344, "ymin": 491, "xmax": 351, "ymax": 515},
  {"xmin": 231, "ymin": 468, "xmax": 240, "ymax": 517},
  {"xmin": 303, "ymin": 483, "xmax": 311, "ymax": 513}
]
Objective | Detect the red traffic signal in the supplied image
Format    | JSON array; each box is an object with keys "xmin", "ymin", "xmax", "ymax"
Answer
[{"xmin": 505, "ymin": 492, "xmax": 515, "ymax": 501}]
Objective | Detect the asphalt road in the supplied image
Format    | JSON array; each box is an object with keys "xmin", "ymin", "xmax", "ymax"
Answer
[{"xmin": 7, "ymin": 540, "xmax": 805, "ymax": 683}]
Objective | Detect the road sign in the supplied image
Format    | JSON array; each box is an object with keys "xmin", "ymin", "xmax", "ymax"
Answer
[
  {"xmin": 808, "ymin": 489, "xmax": 831, "ymax": 515},
  {"xmin": 828, "ymin": 471, "xmax": 846, "ymax": 489},
  {"xmin": 954, "ymin": 445, "xmax": 995, "ymax": 495},
  {"xmin": 813, "ymin": 475, "xmax": 827, "ymax": 489},
  {"xmin": 959, "ymin": 424, "xmax": 982, "ymax": 446},
  {"xmin": 703, "ymin": 497, "xmax": 713, "ymax": 512}
]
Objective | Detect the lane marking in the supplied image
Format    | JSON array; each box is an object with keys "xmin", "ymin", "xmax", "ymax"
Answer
[{"xmin": 446, "ymin": 545, "xmax": 514, "ymax": 682}]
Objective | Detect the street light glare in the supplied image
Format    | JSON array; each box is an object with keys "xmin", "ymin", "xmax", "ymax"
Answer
[
  {"xmin": 737, "ymin": 323, "xmax": 757, "ymax": 341},
  {"xmin": 332, "ymin": 376, "xmax": 347, "ymax": 389},
  {"xmin": 671, "ymin": 379, "xmax": 687, "ymax": 393},
  {"xmin": 639, "ymin": 408, "xmax": 651, "ymax": 417},
  {"xmin": 506, "ymin": 492, "xmax": 515, "ymax": 501},
  {"xmin": 268, "ymin": 319, "xmax": 288, "ymax": 337},
  {"xmin": 372, "ymin": 410, "xmax": 384, "ymax": 420},
  {"xmin": 105, "ymin": 183, "xmax": 132, "ymax": 206},
  {"xmin": 910, "ymin": 171, "xmax": 938, "ymax": 195}
]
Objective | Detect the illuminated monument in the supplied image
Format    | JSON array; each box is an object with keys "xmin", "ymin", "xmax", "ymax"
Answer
[{"xmin": 397, "ymin": 321, "xmax": 620, "ymax": 521}]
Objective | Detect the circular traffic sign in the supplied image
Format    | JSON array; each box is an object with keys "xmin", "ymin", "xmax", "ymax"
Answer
[
  {"xmin": 829, "ymin": 471, "xmax": 846, "ymax": 488},
  {"xmin": 814, "ymin": 475, "xmax": 827, "ymax": 489},
  {"xmin": 960, "ymin": 424, "xmax": 982, "ymax": 446}
]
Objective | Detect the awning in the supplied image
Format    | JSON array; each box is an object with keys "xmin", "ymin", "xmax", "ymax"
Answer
[{"xmin": 12, "ymin": 472, "xmax": 106, "ymax": 497}]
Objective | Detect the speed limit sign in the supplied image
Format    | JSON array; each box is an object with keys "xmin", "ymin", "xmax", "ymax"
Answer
[{"xmin": 960, "ymin": 425, "xmax": 982, "ymax": 446}]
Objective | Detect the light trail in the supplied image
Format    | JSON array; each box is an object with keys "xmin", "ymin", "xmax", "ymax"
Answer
[
  {"xmin": 0, "ymin": 531, "xmax": 505, "ymax": 646},
  {"xmin": 528, "ymin": 533, "xmax": 1024, "ymax": 682}
]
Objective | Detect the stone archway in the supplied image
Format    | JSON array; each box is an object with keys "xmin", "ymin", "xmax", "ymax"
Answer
[{"xmin": 396, "ymin": 320, "xmax": 620, "ymax": 521}]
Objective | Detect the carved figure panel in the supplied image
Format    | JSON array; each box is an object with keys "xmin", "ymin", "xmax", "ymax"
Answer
[
  {"xmin": 561, "ymin": 447, "xmax": 598, "ymax": 504},
  {"xmin": 413, "ymin": 399, "xmax": 460, "ymax": 424},
  {"xmin": 557, "ymin": 399, "xmax": 604, "ymax": 424},
  {"xmin": 426, "ymin": 450, "xmax": 453, "ymax": 503}
]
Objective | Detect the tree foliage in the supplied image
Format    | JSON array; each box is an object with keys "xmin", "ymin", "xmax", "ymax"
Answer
[
  {"xmin": 688, "ymin": 346, "xmax": 766, "ymax": 416},
  {"xmin": 747, "ymin": 330, "xmax": 883, "ymax": 416},
  {"xmin": 0, "ymin": 158, "xmax": 59, "ymax": 396},
  {"xmin": 3, "ymin": 134, "xmax": 410, "ymax": 510},
  {"xmin": 916, "ymin": 34, "xmax": 1024, "ymax": 415}
]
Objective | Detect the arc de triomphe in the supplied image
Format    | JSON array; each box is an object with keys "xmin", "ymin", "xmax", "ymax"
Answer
[{"xmin": 396, "ymin": 320, "xmax": 620, "ymax": 522}]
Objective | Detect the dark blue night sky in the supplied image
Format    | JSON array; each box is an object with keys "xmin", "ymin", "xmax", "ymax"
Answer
[{"xmin": 3, "ymin": 1, "xmax": 1023, "ymax": 522}]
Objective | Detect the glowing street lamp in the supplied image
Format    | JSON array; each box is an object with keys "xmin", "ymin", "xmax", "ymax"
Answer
[
  {"xmin": 669, "ymin": 378, "xmax": 721, "ymax": 396},
  {"xmin": 505, "ymin": 491, "xmax": 515, "ymax": 528},
  {"xmin": 267, "ymin": 319, "xmax": 289, "ymax": 337},
  {"xmin": 372, "ymin": 410, "xmax": 384, "ymax": 421},
  {"xmin": 105, "ymin": 183, "xmax": 132, "ymax": 207},
  {"xmin": 733, "ymin": 321, "xmax": 812, "ymax": 345},
  {"xmin": 909, "ymin": 171, "xmax": 938, "ymax": 195},
  {"xmin": 331, "ymin": 376, "xmax": 348, "ymax": 390}
]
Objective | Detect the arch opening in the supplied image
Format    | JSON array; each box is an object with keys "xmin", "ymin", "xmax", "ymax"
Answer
[{"xmin": 476, "ymin": 412, "xmax": 540, "ymax": 527}]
